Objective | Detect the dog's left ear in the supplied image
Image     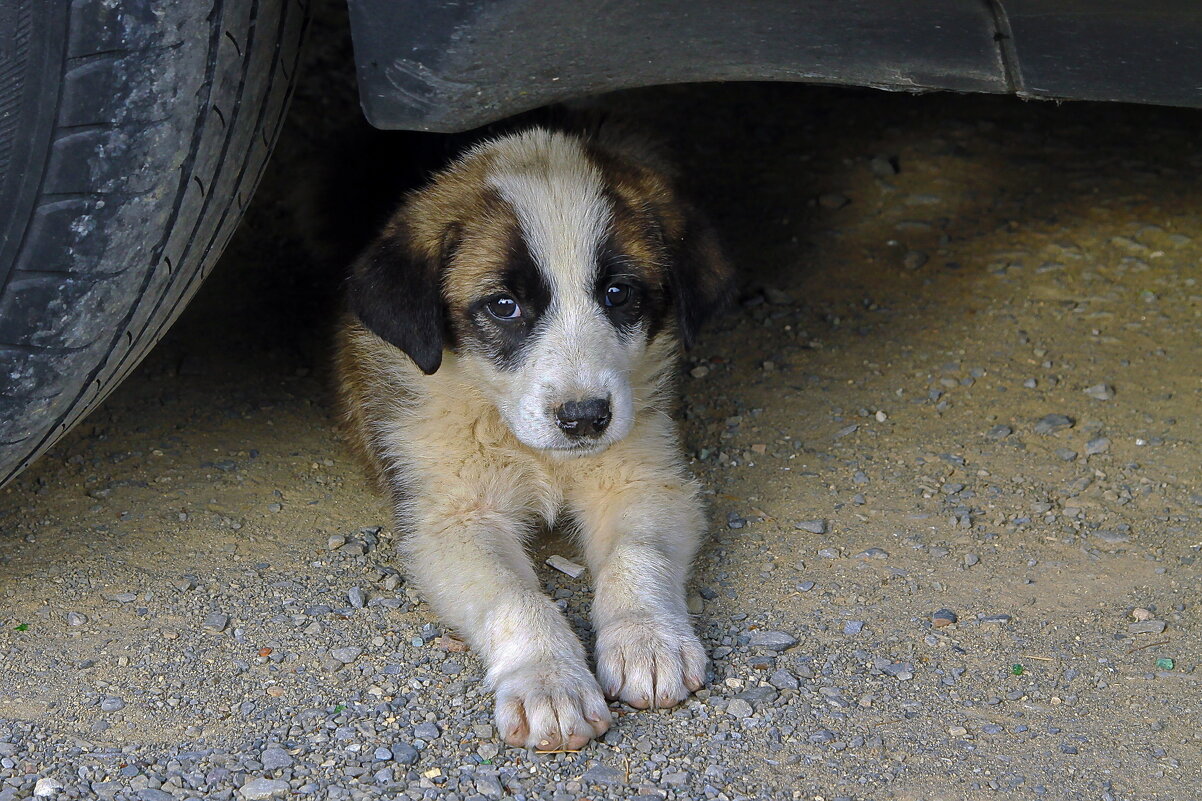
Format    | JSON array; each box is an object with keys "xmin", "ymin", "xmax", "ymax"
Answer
[
  {"xmin": 345, "ymin": 214, "xmax": 452, "ymax": 375},
  {"xmin": 668, "ymin": 203, "xmax": 736, "ymax": 349}
]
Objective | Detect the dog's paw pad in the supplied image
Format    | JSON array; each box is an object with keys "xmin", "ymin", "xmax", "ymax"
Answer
[
  {"xmin": 595, "ymin": 620, "xmax": 708, "ymax": 709},
  {"xmin": 493, "ymin": 666, "xmax": 611, "ymax": 750}
]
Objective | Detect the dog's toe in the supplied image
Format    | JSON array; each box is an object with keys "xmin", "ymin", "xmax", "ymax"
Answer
[
  {"xmin": 493, "ymin": 664, "xmax": 611, "ymax": 750},
  {"xmin": 596, "ymin": 618, "xmax": 708, "ymax": 710}
]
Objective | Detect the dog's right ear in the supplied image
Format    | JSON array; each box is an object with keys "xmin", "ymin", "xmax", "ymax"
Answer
[{"xmin": 346, "ymin": 215, "xmax": 450, "ymax": 375}]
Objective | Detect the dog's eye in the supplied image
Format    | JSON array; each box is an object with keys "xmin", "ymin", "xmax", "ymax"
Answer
[
  {"xmin": 486, "ymin": 295, "xmax": 522, "ymax": 320},
  {"xmin": 604, "ymin": 283, "xmax": 632, "ymax": 308}
]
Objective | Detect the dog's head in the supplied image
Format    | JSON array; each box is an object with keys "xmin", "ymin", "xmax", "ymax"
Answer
[{"xmin": 347, "ymin": 128, "xmax": 732, "ymax": 456}]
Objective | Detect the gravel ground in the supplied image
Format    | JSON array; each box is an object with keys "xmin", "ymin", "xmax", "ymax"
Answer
[{"xmin": 2, "ymin": 6, "xmax": 1201, "ymax": 800}]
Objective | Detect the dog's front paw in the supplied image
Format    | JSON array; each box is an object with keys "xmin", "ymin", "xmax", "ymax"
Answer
[
  {"xmin": 595, "ymin": 618, "xmax": 707, "ymax": 709},
  {"xmin": 493, "ymin": 662, "xmax": 611, "ymax": 750}
]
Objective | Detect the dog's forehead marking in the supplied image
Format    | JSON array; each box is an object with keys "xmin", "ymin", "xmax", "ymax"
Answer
[{"xmin": 484, "ymin": 131, "xmax": 611, "ymax": 296}]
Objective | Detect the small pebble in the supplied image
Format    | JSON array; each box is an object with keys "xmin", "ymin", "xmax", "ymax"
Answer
[
  {"xmin": 726, "ymin": 698, "xmax": 754, "ymax": 718},
  {"xmin": 985, "ymin": 424, "xmax": 1012, "ymax": 440},
  {"xmin": 65, "ymin": 612, "xmax": 87, "ymax": 627},
  {"xmin": 33, "ymin": 777, "xmax": 63, "ymax": 797},
  {"xmin": 1085, "ymin": 437, "xmax": 1111, "ymax": 455},
  {"xmin": 391, "ymin": 742, "xmax": 419, "ymax": 765},
  {"xmin": 100, "ymin": 697, "xmax": 125, "ymax": 712},
  {"xmin": 347, "ymin": 586, "xmax": 366, "ymax": 608},
  {"xmin": 238, "ymin": 778, "xmax": 290, "ymax": 800},
  {"xmin": 843, "ymin": 621, "xmax": 865, "ymax": 635},
  {"xmin": 203, "ymin": 613, "xmax": 230, "ymax": 633},
  {"xmin": 1083, "ymin": 383, "xmax": 1115, "ymax": 400},
  {"xmin": 260, "ymin": 747, "xmax": 293, "ymax": 771},
  {"xmin": 331, "ymin": 646, "xmax": 363, "ymax": 663},
  {"xmin": 1034, "ymin": 414, "xmax": 1075, "ymax": 435},
  {"xmin": 1128, "ymin": 620, "xmax": 1167, "ymax": 635},
  {"xmin": 932, "ymin": 609, "xmax": 958, "ymax": 628},
  {"xmin": 795, "ymin": 520, "xmax": 827, "ymax": 534},
  {"xmin": 748, "ymin": 630, "xmax": 799, "ymax": 652},
  {"xmin": 546, "ymin": 554, "xmax": 586, "ymax": 578}
]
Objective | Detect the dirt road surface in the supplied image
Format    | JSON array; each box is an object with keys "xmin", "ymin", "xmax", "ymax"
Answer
[{"xmin": 1, "ymin": 7, "xmax": 1200, "ymax": 801}]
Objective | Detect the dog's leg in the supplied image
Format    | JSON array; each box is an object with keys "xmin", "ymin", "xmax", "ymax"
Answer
[
  {"xmin": 402, "ymin": 477, "xmax": 611, "ymax": 750},
  {"xmin": 568, "ymin": 438, "xmax": 709, "ymax": 709}
]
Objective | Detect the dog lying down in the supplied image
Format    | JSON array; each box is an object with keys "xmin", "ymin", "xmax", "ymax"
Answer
[{"xmin": 336, "ymin": 125, "xmax": 734, "ymax": 750}]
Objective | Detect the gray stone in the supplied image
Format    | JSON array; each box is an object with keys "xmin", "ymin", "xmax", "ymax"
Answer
[
  {"xmin": 843, "ymin": 621, "xmax": 865, "ymax": 635},
  {"xmin": 1085, "ymin": 437, "xmax": 1111, "ymax": 455},
  {"xmin": 582, "ymin": 764, "xmax": 627, "ymax": 786},
  {"xmin": 735, "ymin": 685, "xmax": 779, "ymax": 703},
  {"xmin": 881, "ymin": 662, "xmax": 914, "ymax": 680},
  {"xmin": 1034, "ymin": 414, "xmax": 1075, "ymax": 435},
  {"xmin": 414, "ymin": 721, "xmax": 441, "ymax": 740},
  {"xmin": 1095, "ymin": 530, "xmax": 1130, "ymax": 547},
  {"xmin": 260, "ymin": 747, "xmax": 293, "ymax": 771},
  {"xmin": 65, "ymin": 612, "xmax": 87, "ymax": 626},
  {"xmin": 91, "ymin": 782, "xmax": 119, "ymax": 799},
  {"xmin": 726, "ymin": 698, "xmax": 754, "ymax": 718},
  {"xmin": 100, "ymin": 697, "xmax": 125, "ymax": 712},
  {"xmin": 239, "ymin": 778, "xmax": 290, "ymax": 800},
  {"xmin": 986, "ymin": 424, "xmax": 1013, "ymax": 440},
  {"xmin": 768, "ymin": 669, "xmax": 800, "ymax": 690},
  {"xmin": 138, "ymin": 790, "xmax": 176, "ymax": 801},
  {"xmin": 347, "ymin": 586, "xmax": 366, "ymax": 609},
  {"xmin": 748, "ymin": 630, "xmax": 799, "ymax": 652},
  {"xmin": 390, "ymin": 742, "xmax": 419, "ymax": 765},
  {"xmin": 932, "ymin": 608, "xmax": 958, "ymax": 628},
  {"xmin": 795, "ymin": 520, "xmax": 827, "ymax": 534},
  {"xmin": 33, "ymin": 777, "xmax": 63, "ymax": 797},
  {"xmin": 330, "ymin": 647, "xmax": 362, "ymax": 663},
  {"xmin": 1083, "ymin": 383, "xmax": 1115, "ymax": 401},
  {"xmin": 1128, "ymin": 620, "xmax": 1167, "ymax": 635},
  {"xmin": 203, "ymin": 613, "xmax": 230, "ymax": 633}
]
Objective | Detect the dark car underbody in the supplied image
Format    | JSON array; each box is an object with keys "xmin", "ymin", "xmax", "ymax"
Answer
[{"xmin": 346, "ymin": 0, "xmax": 1202, "ymax": 133}]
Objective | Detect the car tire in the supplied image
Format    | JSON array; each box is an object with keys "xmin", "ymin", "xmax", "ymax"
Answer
[{"xmin": 0, "ymin": 0, "xmax": 308, "ymax": 486}]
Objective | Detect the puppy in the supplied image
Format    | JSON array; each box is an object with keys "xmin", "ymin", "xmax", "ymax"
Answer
[{"xmin": 336, "ymin": 126, "xmax": 733, "ymax": 750}]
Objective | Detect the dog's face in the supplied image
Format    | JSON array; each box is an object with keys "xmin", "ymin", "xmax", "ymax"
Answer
[{"xmin": 348, "ymin": 128, "xmax": 732, "ymax": 456}]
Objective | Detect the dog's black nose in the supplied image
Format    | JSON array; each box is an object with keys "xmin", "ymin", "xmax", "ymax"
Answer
[{"xmin": 555, "ymin": 398, "xmax": 611, "ymax": 438}]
